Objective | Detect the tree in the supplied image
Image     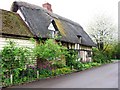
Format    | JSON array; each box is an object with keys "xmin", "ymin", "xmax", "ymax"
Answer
[
  {"xmin": 113, "ymin": 43, "xmax": 120, "ymax": 59},
  {"xmin": 33, "ymin": 39, "xmax": 67, "ymax": 61},
  {"xmin": 88, "ymin": 15, "xmax": 117, "ymax": 52},
  {"xmin": 33, "ymin": 39, "xmax": 68, "ymax": 68}
]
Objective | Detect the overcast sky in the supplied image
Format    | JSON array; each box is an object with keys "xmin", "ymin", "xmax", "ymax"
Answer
[{"xmin": 0, "ymin": 0, "xmax": 119, "ymax": 31}]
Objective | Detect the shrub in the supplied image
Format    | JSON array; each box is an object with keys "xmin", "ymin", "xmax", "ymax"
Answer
[
  {"xmin": 73, "ymin": 61, "xmax": 82, "ymax": 70},
  {"xmin": 113, "ymin": 43, "xmax": 120, "ymax": 59},
  {"xmin": 1, "ymin": 41, "xmax": 32, "ymax": 72},
  {"xmin": 39, "ymin": 69, "xmax": 52, "ymax": 78},
  {"xmin": 51, "ymin": 63, "xmax": 65, "ymax": 68},
  {"xmin": 92, "ymin": 48, "xmax": 111, "ymax": 63},
  {"xmin": 33, "ymin": 39, "xmax": 68, "ymax": 69},
  {"xmin": 65, "ymin": 50, "xmax": 78, "ymax": 69},
  {"xmin": 33, "ymin": 39, "xmax": 68, "ymax": 61},
  {"xmin": 90, "ymin": 62, "xmax": 101, "ymax": 66},
  {"xmin": 73, "ymin": 61, "xmax": 101, "ymax": 71},
  {"xmin": 52, "ymin": 67, "xmax": 72, "ymax": 76},
  {"xmin": 1, "ymin": 41, "xmax": 34, "ymax": 86}
]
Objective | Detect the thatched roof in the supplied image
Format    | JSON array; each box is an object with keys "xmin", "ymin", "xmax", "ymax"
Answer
[
  {"xmin": 0, "ymin": 9, "xmax": 33, "ymax": 38},
  {"xmin": 11, "ymin": 1, "xmax": 96, "ymax": 46}
]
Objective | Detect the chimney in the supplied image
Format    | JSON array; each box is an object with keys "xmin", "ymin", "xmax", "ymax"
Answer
[{"xmin": 42, "ymin": 2, "xmax": 52, "ymax": 12}]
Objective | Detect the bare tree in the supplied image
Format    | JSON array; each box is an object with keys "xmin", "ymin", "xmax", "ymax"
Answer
[{"xmin": 88, "ymin": 15, "xmax": 117, "ymax": 52}]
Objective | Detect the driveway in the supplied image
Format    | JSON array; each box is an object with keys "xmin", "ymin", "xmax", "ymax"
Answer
[{"xmin": 9, "ymin": 62, "xmax": 118, "ymax": 88}]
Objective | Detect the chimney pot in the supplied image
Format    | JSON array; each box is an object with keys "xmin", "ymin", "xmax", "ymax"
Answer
[{"xmin": 42, "ymin": 2, "xmax": 52, "ymax": 12}]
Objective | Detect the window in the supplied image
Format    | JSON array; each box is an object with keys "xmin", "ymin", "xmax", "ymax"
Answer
[
  {"xmin": 48, "ymin": 20, "xmax": 60, "ymax": 38},
  {"xmin": 87, "ymin": 51, "xmax": 92, "ymax": 57},
  {"xmin": 77, "ymin": 35, "xmax": 82, "ymax": 43},
  {"xmin": 48, "ymin": 21, "xmax": 55, "ymax": 38},
  {"xmin": 49, "ymin": 30, "xmax": 60, "ymax": 38},
  {"xmin": 49, "ymin": 30, "xmax": 55, "ymax": 38},
  {"xmin": 54, "ymin": 31, "xmax": 59, "ymax": 37},
  {"xmin": 48, "ymin": 22, "xmax": 55, "ymax": 31}
]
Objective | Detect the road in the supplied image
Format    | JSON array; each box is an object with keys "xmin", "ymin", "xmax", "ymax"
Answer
[{"xmin": 10, "ymin": 62, "xmax": 118, "ymax": 88}]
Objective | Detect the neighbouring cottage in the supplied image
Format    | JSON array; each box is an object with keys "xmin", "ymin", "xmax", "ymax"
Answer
[
  {"xmin": 0, "ymin": 9, "xmax": 35, "ymax": 52},
  {"xmin": 10, "ymin": 1, "xmax": 95, "ymax": 62}
]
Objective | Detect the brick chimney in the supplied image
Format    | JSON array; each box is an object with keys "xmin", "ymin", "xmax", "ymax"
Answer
[{"xmin": 42, "ymin": 2, "xmax": 52, "ymax": 12}]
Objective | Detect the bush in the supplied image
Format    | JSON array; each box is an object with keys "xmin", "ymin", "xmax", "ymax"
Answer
[
  {"xmin": 113, "ymin": 43, "xmax": 120, "ymax": 59},
  {"xmin": 52, "ymin": 67, "xmax": 72, "ymax": 76},
  {"xmin": 33, "ymin": 39, "xmax": 68, "ymax": 69},
  {"xmin": 1, "ymin": 41, "xmax": 34, "ymax": 86},
  {"xmin": 33, "ymin": 39, "xmax": 68, "ymax": 61},
  {"xmin": 92, "ymin": 48, "xmax": 111, "ymax": 63},
  {"xmin": 1, "ymin": 41, "xmax": 32, "ymax": 72},
  {"xmin": 37, "ymin": 67, "xmax": 72, "ymax": 78},
  {"xmin": 39, "ymin": 69, "xmax": 52, "ymax": 78},
  {"xmin": 2, "ymin": 68, "xmax": 37, "ymax": 86},
  {"xmin": 65, "ymin": 50, "xmax": 78, "ymax": 69},
  {"xmin": 73, "ymin": 61, "xmax": 101, "ymax": 71},
  {"xmin": 73, "ymin": 62, "xmax": 89, "ymax": 71},
  {"xmin": 73, "ymin": 61, "xmax": 82, "ymax": 70},
  {"xmin": 52, "ymin": 63, "xmax": 66, "ymax": 68},
  {"xmin": 90, "ymin": 62, "xmax": 101, "ymax": 66}
]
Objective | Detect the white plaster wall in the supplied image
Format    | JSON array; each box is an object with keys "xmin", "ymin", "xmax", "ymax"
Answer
[{"xmin": 0, "ymin": 37, "xmax": 35, "ymax": 51}]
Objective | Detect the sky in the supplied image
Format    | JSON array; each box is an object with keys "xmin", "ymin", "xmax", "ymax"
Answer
[{"xmin": 0, "ymin": 0, "xmax": 119, "ymax": 32}]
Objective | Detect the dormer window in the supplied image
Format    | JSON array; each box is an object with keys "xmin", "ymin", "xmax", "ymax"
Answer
[
  {"xmin": 77, "ymin": 35, "xmax": 82, "ymax": 43},
  {"xmin": 48, "ymin": 20, "xmax": 60, "ymax": 38},
  {"xmin": 48, "ymin": 21, "xmax": 55, "ymax": 31},
  {"xmin": 48, "ymin": 22, "xmax": 55, "ymax": 38}
]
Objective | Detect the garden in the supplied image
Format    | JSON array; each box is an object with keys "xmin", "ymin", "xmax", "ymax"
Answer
[{"xmin": 0, "ymin": 39, "xmax": 113, "ymax": 87}]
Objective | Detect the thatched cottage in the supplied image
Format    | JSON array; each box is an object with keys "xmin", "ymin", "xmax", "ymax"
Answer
[{"xmin": 1, "ymin": 1, "xmax": 96, "ymax": 62}]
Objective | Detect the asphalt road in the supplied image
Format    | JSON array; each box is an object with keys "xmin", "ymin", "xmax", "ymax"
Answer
[{"xmin": 10, "ymin": 62, "xmax": 118, "ymax": 88}]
